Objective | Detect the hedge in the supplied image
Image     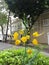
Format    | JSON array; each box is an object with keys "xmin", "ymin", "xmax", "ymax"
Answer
[{"xmin": 0, "ymin": 48, "xmax": 49, "ymax": 65}]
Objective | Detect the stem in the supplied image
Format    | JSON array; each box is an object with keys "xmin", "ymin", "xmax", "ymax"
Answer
[
  {"xmin": 22, "ymin": 43, "xmax": 26, "ymax": 65},
  {"xmin": 26, "ymin": 50, "xmax": 40, "ymax": 65},
  {"xmin": 24, "ymin": 43, "xmax": 26, "ymax": 57}
]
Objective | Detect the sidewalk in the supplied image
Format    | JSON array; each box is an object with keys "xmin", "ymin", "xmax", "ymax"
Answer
[{"xmin": 0, "ymin": 42, "xmax": 22, "ymax": 50}]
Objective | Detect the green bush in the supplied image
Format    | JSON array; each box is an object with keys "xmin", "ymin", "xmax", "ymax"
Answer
[{"xmin": 0, "ymin": 48, "xmax": 49, "ymax": 65}]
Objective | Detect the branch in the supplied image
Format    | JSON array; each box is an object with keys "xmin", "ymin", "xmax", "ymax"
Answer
[{"xmin": 30, "ymin": 15, "xmax": 40, "ymax": 30}]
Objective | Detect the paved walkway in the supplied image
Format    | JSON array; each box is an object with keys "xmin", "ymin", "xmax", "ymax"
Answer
[
  {"xmin": 0, "ymin": 42, "xmax": 49, "ymax": 56},
  {"xmin": 0, "ymin": 42, "xmax": 22, "ymax": 50},
  {"xmin": 0, "ymin": 42, "xmax": 13, "ymax": 50}
]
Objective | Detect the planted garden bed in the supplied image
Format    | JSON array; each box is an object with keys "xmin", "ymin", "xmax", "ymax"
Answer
[{"xmin": 0, "ymin": 48, "xmax": 49, "ymax": 65}]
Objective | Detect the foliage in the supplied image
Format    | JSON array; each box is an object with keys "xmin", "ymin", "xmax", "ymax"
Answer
[
  {"xmin": 0, "ymin": 48, "xmax": 49, "ymax": 65},
  {"xmin": 0, "ymin": 12, "xmax": 7, "ymax": 25},
  {"xmin": 0, "ymin": 12, "xmax": 7, "ymax": 40},
  {"xmin": 5, "ymin": 0, "xmax": 49, "ymax": 29},
  {"xmin": 0, "ymin": 0, "xmax": 7, "ymax": 11}
]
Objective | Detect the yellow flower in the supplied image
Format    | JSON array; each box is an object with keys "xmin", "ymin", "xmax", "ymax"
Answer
[
  {"xmin": 32, "ymin": 39, "xmax": 38, "ymax": 45},
  {"xmin": 21, "ymin": 36, "xmax": 27, "ymax": 43},
  {"xmin": 13, "ymin": 32, "xmax": 19, "ymax": 40},
  {"xmin": 27, "ymin": 49, "xmax": 32, "ymax": 54},
  {"xmin": 19, "ymin": 30, "xmax": 24, "ymax": 34},
  {"xmin": 33, "ymin": 32, "xmax": 39, "ymax": 37},
  {"xmin": 15, "ymin": 40, "xmax": 21, "ymax": 45},
  {"xmin": 26, "ymin": 35, "xmax": 30, "ymax": 40}
]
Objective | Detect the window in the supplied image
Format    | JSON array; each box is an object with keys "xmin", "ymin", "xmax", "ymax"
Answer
[{"xmin": 43, "ymin": 19, "xmax": 49, "ymax": 26}]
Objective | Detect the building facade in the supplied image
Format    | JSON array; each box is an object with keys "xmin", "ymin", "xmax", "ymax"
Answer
[{"xmin": 33, "ymin": 11, "xmax": 49, "ymax": 44}]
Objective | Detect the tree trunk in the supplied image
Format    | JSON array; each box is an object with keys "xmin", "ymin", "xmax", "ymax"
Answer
[
  {"xmin": 5, "ymin": 11, "xmax": 10, "ymax": 42},
  {"xmin": 10, "ymin": 16, "xmax": 12, "ymax": 43}
]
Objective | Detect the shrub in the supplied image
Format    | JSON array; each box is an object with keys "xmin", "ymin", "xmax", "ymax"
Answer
[{"xmin": 0, "ymin": 48, "xmax": 49, "ymax": 65}]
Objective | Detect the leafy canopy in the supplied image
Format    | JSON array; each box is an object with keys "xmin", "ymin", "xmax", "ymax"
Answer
[
  {"xmin": 0, "ymin": 12, "xmax": 7, "ymax": 25},
  {"xmin": 5, "ymin": 0, "xmax": 49, "ymax": 29}
]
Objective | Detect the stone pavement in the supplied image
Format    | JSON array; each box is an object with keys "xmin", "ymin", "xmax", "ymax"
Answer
[{"xmin": 0, "ymin": 42, "xmax": 49, "ymax": 56}]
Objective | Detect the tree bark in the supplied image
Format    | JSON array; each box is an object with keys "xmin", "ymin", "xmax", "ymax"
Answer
[{"xmin": 5, "ymin": 11, "xmax": 10, "ymax": 42}]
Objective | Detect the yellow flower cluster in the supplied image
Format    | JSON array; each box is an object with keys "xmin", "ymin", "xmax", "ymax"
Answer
[
  {"xmin": 13, "ymin": 32, "xmax": 19, "ymax": 40},
  {"xmin": 32, "ymin": 39, "xmax": 38, "ymax": 45},
  {"xmin": 13, "ymin": 30, "xmax": 43, "ymax": 54},
  {"xmin": 27, "ymin": 49, "xmax": 32, "ymax": 54},
  {"xmin": 15, "ymin": 40, "xmax": 21, "ymax": 46},
  {"xmin": 32, "ymin": 32, "xmax": 39, "ymax": 45},
  {"xmin": 13, "ymin": 31, "xmax": 39, "ymax": 46},
  {"xmin": 33, "ymin": 32, "xmax": 39, "ymax": 37},
  {"xmin": 33, "ymin": 32, "xmax": 44, "ymax": 37},
  {"xmin": 32, "ymin": 32, "xmax": 44, "ymax": 45},
  {"xmin": 21, "ymin": 35, "xmax": 30, "ymax": 43},
  {"xmin": 21, "ymin": 36, "xmax": 27, "ymax": 43}
]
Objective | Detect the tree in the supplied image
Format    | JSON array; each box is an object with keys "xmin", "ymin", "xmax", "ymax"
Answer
[
  {"xmin": 0, "ymin": 12, "xmax": 7, "ymax": 40},
  {"xmin": 0, "ymin": 0, "xmax": 7, "ymax": 12},
  {"xmin": 0, "ymin": 0, "xmax": 11, "ymax": 42},
  {"xmin": 5, "ymin": 10, "xmax": 11, "ymax": 42},
  {"xmin": 4, "ymin": 0, "xmax": 49, "ymax": 32}
]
